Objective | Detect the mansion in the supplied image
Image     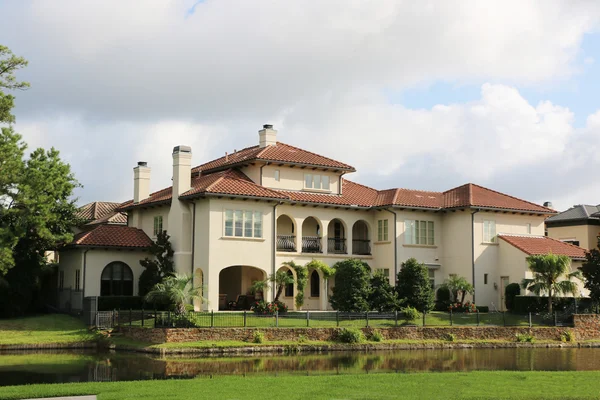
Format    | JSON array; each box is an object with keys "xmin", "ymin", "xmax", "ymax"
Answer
[{"xmin": 57, "ymin": 125, "xmax": 587, "ymax": 312}]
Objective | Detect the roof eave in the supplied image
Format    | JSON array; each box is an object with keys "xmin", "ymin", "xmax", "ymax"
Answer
[
  {"xmin": 119, "ymin": 199, "xmax": 172, "ymax": 211},
  {"xmin": 201, "ymin": 158, "xmax": 355, "ymax": 175},
  {"xmin": 180, "ymin": 192, "xmax": 286, "ymax": 203},
  {"xmin": 447, "ymin": 205, "xmax": 556, "ymax": 215}
]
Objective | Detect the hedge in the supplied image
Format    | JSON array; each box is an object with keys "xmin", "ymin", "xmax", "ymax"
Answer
[
  {"xmin": 97, "ymin": 296, "xmax": 171, "ymax": 311},
  {"xmin": 512, "ymin": 295, "xmax": 594, "ymax": 314}
]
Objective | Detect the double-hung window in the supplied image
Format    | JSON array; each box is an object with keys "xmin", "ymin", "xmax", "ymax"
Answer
[
  {"xmin": 405, "ymin": 220, "xmax": 434, "ymax": 245},
  {"xmin": 153, "ymin": 216, "xmax": 163, "ymax": 237},
  {"xmin": 377, "ymin": 219, "xmax": 389, "ymax": 241},
  {"xmin": 225, "ymin": 209, "xmax": 263, "ymax": 238},
  {"xmin": 304, "ymin": 174, "xmax": 330, "ymax": 190},
  {"xmin": 483, "ymin": 220, "xmax": 496, "ymax": 243}
]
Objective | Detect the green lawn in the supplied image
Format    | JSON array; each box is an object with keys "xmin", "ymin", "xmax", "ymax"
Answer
[
  {"xmin": 1, "ymin": 371, "xmax": 599, "ymax": 400},
  {"xmin": 0, "ymin": 314, "xmax": 99, "ymax": 345}
]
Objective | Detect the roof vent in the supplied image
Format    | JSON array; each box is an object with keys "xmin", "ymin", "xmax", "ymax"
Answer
[
  {"xmin": 137, "ymin": 161, "xmax": 148, "ymax": 167},
  {"xmin": 263, "ymin": 124, "xmax": 273, "ymax": 129},
  {"xmin": 543, "ymin": 201, "xmax": 553, "ymax": 209}
]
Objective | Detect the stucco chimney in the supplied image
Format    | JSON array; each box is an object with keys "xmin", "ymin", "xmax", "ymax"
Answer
[
  {"xmin": 172, "ymin": 145, "xmax": 192, "ymax": 196},
  {"xmin": 258, "ymin": 124, "xmax": 277, "ymax": 148},
  {"xmin": 133, "ymin": 161, "xmax": 151, "ymax": 203}
]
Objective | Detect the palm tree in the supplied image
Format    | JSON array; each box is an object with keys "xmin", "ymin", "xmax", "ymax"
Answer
[
  {"xmin": 521, "ymin": 253, "xmax": 582, "ymax": 313},
  {"xmin": 272, "ymin": 269, "xmax": 295, "ymax": 302},
  {"xmin": 145, "ymin": 273, "xmax": 205, "ymax": 315},
  {"xmin": 441, "ymin": 275, "xmax": 474, "ymax": 304}
]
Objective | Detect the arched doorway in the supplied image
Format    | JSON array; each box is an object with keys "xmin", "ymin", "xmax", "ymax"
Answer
[
  {"xmin": 352, "ymin": 220, "xmax": 371, "ymax": 255},
  {"xmin": 219, "ymin": 266, "xmax": 266, "ymax": 310},
  {"xmin": 276, "ymin": 214, "xmax": 296, "ymax": 252},
  {"xmin": 327, "ymin": 219, "xmax": 347, "ymax": 254},
  {"xmin": 100, "ymin": 262, "xmax": 134, "ymax": 296},
  {"xmin": 301, "ymin": 217, "xmax": 322, "ymax": 253}
]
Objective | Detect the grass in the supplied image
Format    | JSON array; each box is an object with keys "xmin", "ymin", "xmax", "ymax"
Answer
[
  {"xmin": 0, "ymin": 314, "xmax": 100, "ymax": 345},
  {"xmin": 1, "ymin": 371, "xmax": 600, "ymax": 399}
]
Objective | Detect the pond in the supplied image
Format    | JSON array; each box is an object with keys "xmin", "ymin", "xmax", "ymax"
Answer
[{"xmin": 2, "ymin": 348, "xmax": 600, "ymax": 386}]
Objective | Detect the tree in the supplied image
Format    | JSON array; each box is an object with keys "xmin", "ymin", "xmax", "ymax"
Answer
[
  {"xmin": 145, "ymin": 274, "xmax": 205, "ymax": 315},
  {"xmin": 521, "ymin": 253, "xmax": 581, "ymax": 313},
  {"xmin": 368, "ymin": 270, "xmax": 401, "ymax": 312},
  {"xmin": 329, "ymin": 259, "xmax": 371, "ymax": 312},
  {"xmin": 271, "ymin": 269, "xmax": 295, "ymax": 303},
  {"xmin": 441, "ymin": 275, "xmax": 474, "ymax": 304},
  {"xmin": 0, "ymin": 45, "xmax": 29, "ymax": 124},
  {"xmin": 582, "ymin": 247, "xmax": 600, "ymax": 306},
  {"xmin": 395, "ymin": 258, "xmax": 435, "ymax": 313},
  {"xmin": 138, "ymin": 231, "xmax": 175, "ymax": 296}
]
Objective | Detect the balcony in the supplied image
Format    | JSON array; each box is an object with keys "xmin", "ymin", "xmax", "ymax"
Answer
[
  {"xmin": 352, "ymin": 239, "xmax": 371, "ymax": 255},
  {"xmin": 277, "ymin": 235, "xmax": 296, "ymax": 252},
  {"xmin": 302, "ymin": 236, "xmax": 322, "ymax": 253},
  {"xmin": 328, "ymin": 238, "xmax": 347, "ymax": 254}
]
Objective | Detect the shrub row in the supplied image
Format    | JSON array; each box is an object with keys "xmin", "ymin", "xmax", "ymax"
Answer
[
  {"xmin": 512, "ymin": 295, "xmax": 595, "ymax": 314},
  {"xmin": 97, "ymin": 296, "xmax": 171, "ymax": 311}
]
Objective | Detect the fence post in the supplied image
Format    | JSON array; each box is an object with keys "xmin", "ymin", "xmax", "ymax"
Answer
[
  {"xmin": 503, "ymin": 311, "xmax": 506, "ymax": 327},
  {"xmin": 306, "ymin": 311, "xmax": 310, "ymax": 327},
  {"xmin": 366, "ymin": 311, "xmax": 369, "ymax": 328},
  {"xmin": 276, "ymin": 310, "xmax": 279, "ymax": 328},
  {"xmin": 336, "ymin": 311, "xmax": 340, "ymax": 327},
  {"xmin": 211, "ymin": 310, "xmax": 214, "ymax": 328},
  {"xmin": 142, "ymin": 308, "xmax": 144, "ymax": 327},
  {"xmin": 118, "ymin": 308, "xmax": 121, "ymax": 326},
  {"xmin": 476, "ymin": 309, "xmax": 480, "ymax": 326},
  {"xmin": 554, "ymin": 311, "xmax": 558, "ymax": 327},
  {"xmin": 394, "ymin": 310, "xmax": 398, "ymax": 327},
  {"xmin": 168, "ymin": 311, "xmax": 171, "ymax": 327},
  {"xmin": 528, "ymin": 312, "xmax": 532, "ymax": 328},
  {"xmin": 422, "ymin": 312, "xmax": 426, "ymax": 327},
  {"xmin": 244, "ymin": 310, "xmax": 247, "ymax": 327},
  {"xmin": 450, "ymin": 309, "xmax": 453, "ymax": 326},
  {"xmin": 154, "ymin": 308, "xmax": 157, "ymax": 328},
  {"xmin": 129, "ymin": 308, "xmax": 132, "ymax": 327}
]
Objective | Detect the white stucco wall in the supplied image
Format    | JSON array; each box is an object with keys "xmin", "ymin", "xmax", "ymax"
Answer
[{"xmin": 82, "ymin": 249, "xmax": 148, "ymax": 297}]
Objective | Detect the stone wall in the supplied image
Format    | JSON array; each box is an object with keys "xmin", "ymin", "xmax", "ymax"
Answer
[{"xmin": 118, "ymin": 314, "xmax": 600, "ymax": 344}]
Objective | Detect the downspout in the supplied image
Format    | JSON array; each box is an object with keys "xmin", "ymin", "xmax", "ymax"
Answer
[
  {"xmin": 385, "ymin": 208, "xmax": 398, "ymax": 284},
  {"xmin": 272, "ymin": 202, "xmax": 282, "ymax": 300},
  {"xmin": 259, "ymin": 164, "xmax": 265, "ymax": 186},
  {"xmin": 82, "ymin": 249, "xmax": 90, "ymax": 298},
  {"xmin": 191, "ymin": 201, "xmax": 197, "ymax": 308},
  {"xmin": 471, "ymin": 209, "xmax": 480, "ymax": 304}
]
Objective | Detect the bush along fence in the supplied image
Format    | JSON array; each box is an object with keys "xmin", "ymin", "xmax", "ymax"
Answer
[{"xmin": 106, "ymin": 309, "xmax": 578, "ymax": 330}]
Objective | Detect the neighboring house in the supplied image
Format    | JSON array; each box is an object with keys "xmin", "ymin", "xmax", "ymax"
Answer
[
  {"xmin": 57, "ymin": 124, "xmax": 586, "ymax": 311},
  {"xmin": 546, "ymin": 205, "xmax": 600, "ymax": 250},
  {"xmin": 56, "ymin": 202, "xmax": 152, "ymax": 312}
]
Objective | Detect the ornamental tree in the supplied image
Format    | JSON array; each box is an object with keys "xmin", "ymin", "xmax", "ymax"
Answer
[
  {"xmin": 369, "ymin": 270, "xmax": 401, "ymax": 312},
  {"xmin": 395, "ymin": 258, "xmax": 435, "ymax": 313},
  {"xmin": 138, "ymin": 231, "xmax": 175, "ymax": 296},
  {"xmin": 581, "ymin": 247, "xmax": 600, "ymax": 305},
  {"xmin": 329, "ymin": 258, "xmax": 371, "ymax": 312}
]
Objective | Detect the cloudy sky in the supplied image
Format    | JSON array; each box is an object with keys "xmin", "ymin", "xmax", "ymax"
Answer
[{"xmin": 2, "ymin": 0, "xmax": 600, "ymax": 211}]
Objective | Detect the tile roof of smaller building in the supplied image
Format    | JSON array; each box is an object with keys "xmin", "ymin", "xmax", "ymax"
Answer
[
  {"xmin": 192, "ymin": 142, "xmax": 355, "ymax": 174},
  {"xmin": 77, "ymin": 202, "xmax": 122, "ymax": 222},
  {"xmin": 71, "ymin": 224, "xmax": 153, "ymax": 249},
  {"xmin": 498, "ymin": 234, "xmax": 587, "ymax": 260},
  {"xmin": 443, "ymin": 184, "xmax": 554, "ymax": 213},
  {"xmin": 546, "ymin": 204, "xmax": 600, "ymax": 223}
]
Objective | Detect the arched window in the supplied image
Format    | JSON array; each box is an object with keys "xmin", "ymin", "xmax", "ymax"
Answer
[
  {"xmin": 284, "ymin": 270, "xmax": 294, "ymax": 297},
  {"xmin": 101, "ymin": 262, "xmax": 133, "ymax": 296},
  {"xmin": 310, "ymin": 270, "xmax": 320, "ymax": 297}
]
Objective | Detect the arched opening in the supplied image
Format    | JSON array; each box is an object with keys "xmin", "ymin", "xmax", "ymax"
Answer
[
  {"xmin": 352, "ymin": 220, "xmax": 371, "ymax": 255},
  {"xmin": 100, "ymin": 262, "xmax": 133, "ymax": 296},
  {"xmin": 219, "ymin": 266, "xmax": 267, "ymax": 310},
  {"xmin": 276, "ymin": 214, "xmax": 296, "ymax": 252},
  {"xmin": 284, "ymin": 270, "xmax": 294, "ymax": 297},
  {"xmin": 327, "ymin": 219, "xmax": 347, "ymax": 254},
  {"xmin": 310, "ymin": 270, "xmax": 320, "ymax": 297},
  {"xmin": 276, "ymin": 265, "xmax": 296, "ymax": 310},
  {"xmin": 301, "ymin": 217, "xmax": 322, "ymax": 253}
]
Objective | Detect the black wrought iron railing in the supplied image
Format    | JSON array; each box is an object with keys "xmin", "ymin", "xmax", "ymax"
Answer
[
  {"xmin": 302, "ymin": 236, "xmax": 322, "ymax": 253},
  {"xmin": 352, "ymin": 239, "xmax": 371, "ymax": 255},
  {"xmin": 328, "ymin": 238, "xmax": 347, "ymax": 254},
  {"xmin": 276, "ymin": 235, "xmax": 296, "ymax": 252}
]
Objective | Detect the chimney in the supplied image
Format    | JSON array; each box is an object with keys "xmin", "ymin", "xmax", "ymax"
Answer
[
  {"xmin": 133, "ymin": 161, "xmax": 151, "ymax": 203},
  {"xmin": 258, "ymin": 124, "xmax": 277, "ymax": 148},
  {"xmin": 172, "ymin": 145, "xmax": 192, "ymax": 196},
  {"xmin": 543, "ymin": 201, "xmax": 553, "ymax": 209}
]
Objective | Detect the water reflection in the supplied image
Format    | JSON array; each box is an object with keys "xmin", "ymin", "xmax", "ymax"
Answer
[{"xmin": 1, "ymin": 348, "xmax": 600, "ymax": 386}]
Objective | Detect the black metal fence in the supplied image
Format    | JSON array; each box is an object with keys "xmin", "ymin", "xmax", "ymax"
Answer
[{"xmin": 111, "ymin": 310, "xmax": 576, "ymax": 329}]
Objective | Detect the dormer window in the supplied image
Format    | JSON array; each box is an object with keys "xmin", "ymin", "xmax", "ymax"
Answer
[{"xmin": 304, "ymin": 173, "xmax": 330, "ymax": 191}]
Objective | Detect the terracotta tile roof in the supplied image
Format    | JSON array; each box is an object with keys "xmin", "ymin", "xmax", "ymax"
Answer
[
  {"xmin": 376, "ymin": 188, "xmax": 443, "ymax": 209},
  {"xmin": 278, "ymin": 180, "xmax": 378, "ymax": 207},
  {"xmin": 71, "ymin": 224, "xmax": 152, "ymax": 249},
  {"xmin": 77, "ymin": 202, "xmax": 122, "ymax": 222},
  {"xmin": 443, "ymin": 184, "xmax": 554, "ymax": 213},
  {"xmin": 192, "ymin": 142, "xmax": 355, "ymax": 174},
  {"xmin": 87, "ymin": 212, "xmax": 128, "ymax": 225},
  {"xmin": 119, "ymin": 186, "xmax": 173, "ymax": 210},
  {"xmin": 182, "ymin": 169, "xmax": 288, "ymax": 200},
  {"xmin": 499, "ymin": 234, "xmax": 587, "ymax": 260}
]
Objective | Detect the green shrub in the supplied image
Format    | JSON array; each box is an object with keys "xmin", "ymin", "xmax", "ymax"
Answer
[
  {"xmin": 297, "ymin": 334, "xmax": 307, "ymax": 344},
  {"xmin": 515, "ymin": 333, "xmax": 535, "ymax": 343},
  {"xmin": 443, "ymin": 333, "xmax": 456, "ymax": 342},
  {"xmin": 512, "ymin": 296, "xmax": 592, "ymax": 314},
  {"xmin": 504, "ymin": 283, "xmax": 521, "ymax": 311},
  {"xmin": 560, "ymin": 330, "xmax": 576, "ymax": 343},
  {"xmin": 97, "ymin": 296, "xmax": 171, "ymax": 311},
  {"xmin": 369, "ymin": 270, "xmax": 401, "ymax": 312},
  {"xmin": 396, "ymin": 258, "xmax": 435, "ymax": 312},
  {"xmin": 401, "ymin": 306, "xmax": 420, "ymax": 324},
  {"xmin": 252, "ymin": 331, "xmax": 265, "ymax": 344},
  {"xmin": 435, "ymin": 286, "xmax": 452, "ymax": 311},
  {"xmin": 329, "ymin": 259, "xmax": 371, "ymax": 312},
  {"xmin": 476, "ymin": 306, "xmax": 489, "ymax": 313},
  {"xmin": 337, "ymin": 328, "xmax": 365, "ymax": 344},
  {"xmin": 370, "ymin": 330, "xmax": 384, "ymax": 342}
]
